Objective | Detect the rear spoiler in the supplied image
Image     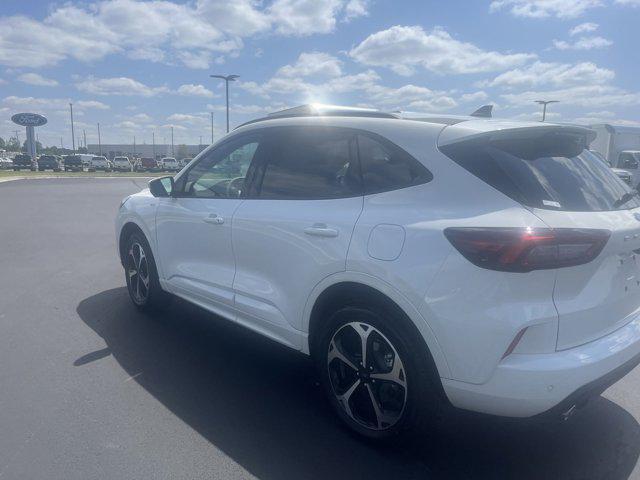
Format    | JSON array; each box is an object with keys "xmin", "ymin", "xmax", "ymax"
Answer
[{"xmin": 439, "ymin": 122, "xmax": 596, "ymax": 148}]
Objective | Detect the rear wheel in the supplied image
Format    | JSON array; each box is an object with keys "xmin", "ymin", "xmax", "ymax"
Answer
[
  {"xmin": 316, "ymin": 305, "xmax": 441, "ymax": 440},
  {"xmin": 124, "ymin": 232, "xmax": 171, "ymax": 311}
]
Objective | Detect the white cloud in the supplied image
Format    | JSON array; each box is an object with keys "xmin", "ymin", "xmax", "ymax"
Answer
[
  {"xmin": 569, "ymin": 22, "xmax": 598, "ymax": 35},
  {"xmin": 0, "ymin": 0, "xmax": 367, "ymax": 70},
  {"xmin": 196, "ymin": 0, "xmax": 271, "ymax": 36},
  {"xmin": 17, "ymin": 73, "xmax": 59, "ymax": 87},
  {"xmin": 489, "ymin": 0, "xmax": 603, "ymax": 18},
  {"xmin": 269, "ymin": 0, "xmax": 344, "ymax": 35},
  {"xmin": 241, "ymin": 63, "xmax": 458, "ymax": 112},
  {"xmin": 553, "ymin": 36, "xmax": 612, "ymax": 50},
  {"xmin": 177, "ymin": 84, "xmax": 216, "ymax": 98},
  {"xmin": 460, "ymin": 91, "xmax": 489, "ymax": 103},
  {"xmin": 277, "ymin": 52, "xmax": 343, "ymax": 78},
  {"xmin": 615, "ymin": 0, "xmax": 640, "ymax": 5},
  {"xmin": 501, "ymin": 85, "xmax": 640, "ymax": 108},
  {"xmin": 344, "ymin": 0, "xmax": 370, "ymax": 20},
  {"xmin": 75, "ymin": 77, "xmax": 169, "ymax": 97},
  {"xmin": 350, "ymin": 26, "xmax": 535, "ymax": 76},
  {"xmin": 2, "ymin": 96, "xmax": 110, "ymax": 113},
  {"xmin": 131, "ymin": 113, "xmax": 153, "ymax": 122},
  {"xmin": 480, "ymin": 61, "xmax": 614, "ymax": 89},
  {"xmin": 207, "ymin": 103, "xmax": 276, "ymax": 115},
  {"xmin": 76, "ymin": 100, "xmax": 110, "ymax": 110}
]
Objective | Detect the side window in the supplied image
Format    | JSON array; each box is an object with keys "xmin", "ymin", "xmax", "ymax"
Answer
[
  {"xmin": 180, "ymin": 136, "xmax": 260, "ymax": 199},
  {"xmin": 357, "ymin": 134, "xmax": 433, "ymax": 194},
  {"xmin": 257, "ymin": 127, "xmax": 360, "ymax": 200}
]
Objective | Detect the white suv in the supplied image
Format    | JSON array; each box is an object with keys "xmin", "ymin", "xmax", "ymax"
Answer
[
  {"xmin": 89, "ymin": 155, "xmax": 111, "ymax": 172},
  {"xmin": 115, "ymin": 105, "xmax": 640, "ymax": 439},
  {"xmin": 160, "ymin": 157, "xmax": 179, "ymax": 172},
  {"xmin": 113, "ymin": 156, "xmax": 132, "ymax": 172}
]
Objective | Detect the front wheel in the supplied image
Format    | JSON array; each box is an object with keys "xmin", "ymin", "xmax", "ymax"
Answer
[
  {"xmin": 124, "ymin": 232, "xmax": 171, "ymax": 311},
  {"xmin": 316, "ymin": 306, "xmax": 441, "ymax": 440}
]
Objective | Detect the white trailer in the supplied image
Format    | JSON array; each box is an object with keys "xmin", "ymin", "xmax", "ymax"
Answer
[{"xmin": 590, "ymin": 124, "xmax": 640, "ymax": 188}]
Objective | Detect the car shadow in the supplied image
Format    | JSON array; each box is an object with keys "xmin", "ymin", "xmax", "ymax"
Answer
[{"xmin": 77, "ymin": 288, "xmax": 640, "ymax": 480}]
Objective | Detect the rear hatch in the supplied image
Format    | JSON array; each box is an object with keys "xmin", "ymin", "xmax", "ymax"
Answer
[{"xmin": 440, "ymin": 123, "xmax": 640, "ymax": 350}]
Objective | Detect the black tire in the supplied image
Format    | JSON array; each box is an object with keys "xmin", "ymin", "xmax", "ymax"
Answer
[
  {"xmin": 315, "ymin": 304, "xmax": 442, "ymax": 441},
  {"xmin": 123, "ymin": 232, "xmax": 171, "ymax": 312}
]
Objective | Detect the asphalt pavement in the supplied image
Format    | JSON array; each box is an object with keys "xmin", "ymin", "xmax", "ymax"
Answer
[{"xmin": 1, "ymin": 177, "xmax": 640, "ymax": 480}]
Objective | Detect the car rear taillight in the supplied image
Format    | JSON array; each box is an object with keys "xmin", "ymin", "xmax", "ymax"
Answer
[{"xmin": 444, "ymin": 227, "xmax": 610, "ymax": 272}]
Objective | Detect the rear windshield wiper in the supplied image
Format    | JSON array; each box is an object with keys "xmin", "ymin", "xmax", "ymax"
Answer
[{"xmin": 613, "ymin": 190, "xmax": 640, "ymax": 208}]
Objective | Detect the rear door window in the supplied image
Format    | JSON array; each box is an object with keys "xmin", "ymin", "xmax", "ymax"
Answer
[
  {"xmin": 441, "ymin": 133, "xmax": 640, "ymax": 212},
  {"xmin": 255, "ymin": 127, "xmax": 360, "ymax": 200}
]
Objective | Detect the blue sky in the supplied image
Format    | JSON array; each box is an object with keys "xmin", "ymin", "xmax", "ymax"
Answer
[{"xmin": 0, "ymin": 0, "xmax": 639, "ymax": 147}]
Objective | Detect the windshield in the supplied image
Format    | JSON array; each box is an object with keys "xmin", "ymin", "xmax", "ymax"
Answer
[{"xmin": 441, "ymin": 135, "xmax": 640, "ymax": 212}]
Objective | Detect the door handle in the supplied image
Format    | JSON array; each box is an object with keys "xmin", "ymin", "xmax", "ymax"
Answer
[
  {"xmin": 304, "ymin": 223, "xmax": 338, "ymax": 238},
  {"xmin": 203, "ymin": 214, "xmax": 224, "ymax": 225}
]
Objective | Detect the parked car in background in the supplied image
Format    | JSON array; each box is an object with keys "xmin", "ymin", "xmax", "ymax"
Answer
[
  {"xmin": 589, "ymin": 150, "xmax": 633, "ymax": 186},
  {"xmin": 117, "ymin": 105, "xmax": 640, "ymax": 440},
  {"xmin": 178, "ymin": 157, "xmax": 192, "ymax": 168},
  {"xmin": 63, "ymin": 155, "xmax": 84, "ymax": 172},
  {"xmin": 37, "ymin": 155, "xmax": 63, "ymax": 172},
  {"xmin": 160, "ymin": 157, "xmax": 179, "ymax": 172},
  {"xmin": 12, "ymin": 154, "xmax": 35, "ymax": 171},
  {"xmin": 76, "ymin": 154, "xmax": 94, "ymax": 168},
  {"xmin": 618, "ymin": 151, "xmax": 640, "ymax": 187},
  {"xmin": 0, "ymin": 156, "xmax": 13, "ymax": 170},
  {"xmin": 89, "ymin": 156, "xmax": 111, "ymax": 172},
  {"xmin": 113, "ymin": 156, "xmax": 132, "ymax": 172},
  {"xmin": 135, "ymin": 157, "xmax": 159, "ymax": 172}
]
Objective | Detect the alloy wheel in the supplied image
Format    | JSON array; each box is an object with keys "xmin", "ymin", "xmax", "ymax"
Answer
[
  {"xmin": 327, "ymin": 322, "xmax": 408, "ymax": 431},
  {"xmin": 127, "ymin": 242, "xmax": 150, "ymax": 304}
]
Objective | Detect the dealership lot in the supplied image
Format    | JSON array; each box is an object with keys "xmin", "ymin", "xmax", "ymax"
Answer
[{"xmin": 2, "ymin": 178, "xmax": 640, "ymax": 479}]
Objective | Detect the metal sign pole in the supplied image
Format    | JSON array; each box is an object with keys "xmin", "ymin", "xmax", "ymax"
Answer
[{"xmin": 26, "ymin": 126, "xmax": 36, "ymax": 158}]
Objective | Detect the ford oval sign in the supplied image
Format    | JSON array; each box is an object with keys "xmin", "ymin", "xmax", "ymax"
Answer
[{"xmin": 11, "ymin": 113, "xmax": 47, "ymax": 127}]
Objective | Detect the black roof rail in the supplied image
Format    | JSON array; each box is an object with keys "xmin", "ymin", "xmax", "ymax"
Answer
[{"xmin": 235, "ymin": 104, "xmax": 398, "ymax": 129}]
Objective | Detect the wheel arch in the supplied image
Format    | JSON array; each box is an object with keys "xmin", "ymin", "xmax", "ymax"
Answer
[
  {"xmin": 304, "ymin": 274, "xmax": 451, "ymax": 380},
  {"xmin": 118, "ymin": 221, "xmax": 150, "ymax": 267}
]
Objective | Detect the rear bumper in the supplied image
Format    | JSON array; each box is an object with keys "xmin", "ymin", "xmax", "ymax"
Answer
[{"xmin": 442, "ymin": 313, "xmax": 640, "ymax": 417}]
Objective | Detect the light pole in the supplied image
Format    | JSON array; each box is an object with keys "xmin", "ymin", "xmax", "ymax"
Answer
[
  {"xmin": 83, "ymin": 129, "xmax": 87, "ymax": 150},
  {"xmin": 97, "ymin": 123, "xmax": 102, "ymax": 156},
  {"xmin": 152, "ymin": 131, "xmax": 156, "ymax": 159},
  {"xmin": 210, "ymin": 111, "xmax": 214, "ymax": 143},
  {"xmin": 210, "ymin": 74, "xmax": 239, "ymax": 133},
  {"xmin": 171, "ymin": 126, "xmax": 174, "ymax": 157},
  {"xmin": 69, "ymin": 103, "xmax": 76, "ymax": 153},
  {"xmin": 535, "ymin": 100, "xmax": 559, "ymax": 122}
]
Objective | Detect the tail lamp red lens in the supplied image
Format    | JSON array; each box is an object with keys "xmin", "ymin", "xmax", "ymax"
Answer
[{"xmin": 444, "ymin": 227, "xmax": 610, "ymax": 272}]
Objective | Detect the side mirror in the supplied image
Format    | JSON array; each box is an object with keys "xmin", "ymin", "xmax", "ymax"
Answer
[{"xmin": 149, "ymin": 176, "xmax": 174, "ymax": 197}]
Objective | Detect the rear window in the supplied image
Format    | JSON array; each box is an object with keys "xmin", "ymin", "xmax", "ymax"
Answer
[{"xmin": 441, "ymin": 133, "xmax": 640, "ymax": 212}]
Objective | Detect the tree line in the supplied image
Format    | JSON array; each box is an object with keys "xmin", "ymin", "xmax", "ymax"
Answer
[{"xmin": 0, "ymin": 137, "xmax": 88, "ymax": 155}]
